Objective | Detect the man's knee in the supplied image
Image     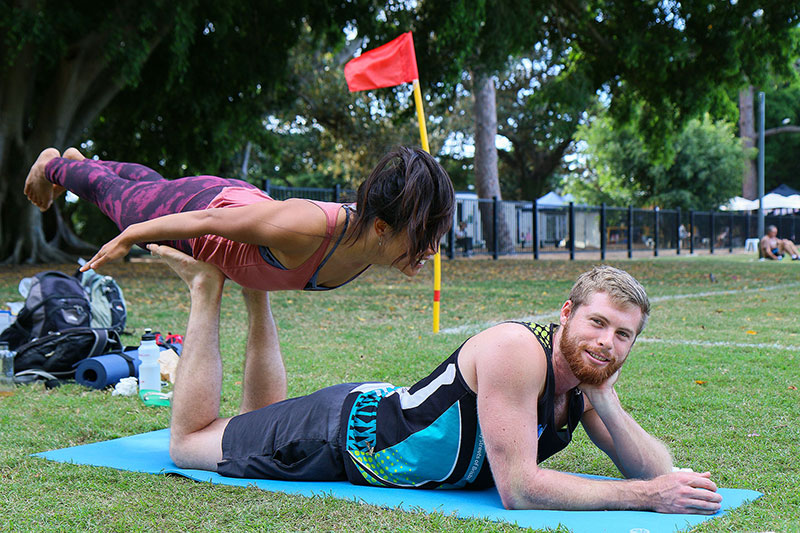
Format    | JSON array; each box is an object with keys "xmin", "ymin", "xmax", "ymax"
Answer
[
  {"xmin": 169, "ymin": 419, "xmax": 227, "ymax": 470},
  {"xmin": 169, "ymin": 434, "xmax": 194, "ymax": 469}
]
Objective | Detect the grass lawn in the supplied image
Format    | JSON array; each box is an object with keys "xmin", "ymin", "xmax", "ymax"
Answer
[{"xmin": 1, "ymin": 254, "xmax": 798, "ymax": 532}]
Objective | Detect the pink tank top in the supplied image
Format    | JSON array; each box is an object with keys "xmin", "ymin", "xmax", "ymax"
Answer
[{"xmin": 189, "ymin": 187, "xmax": 344, "ymax": 291}]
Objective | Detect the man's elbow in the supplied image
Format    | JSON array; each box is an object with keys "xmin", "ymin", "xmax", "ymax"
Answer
[
  {"xmin": 499, "ymin": 490, "xmax": 536, "ymax": 510},
  {"xmin": 495, "ymin": 470, "xmax": 550, "ymax": 510}
]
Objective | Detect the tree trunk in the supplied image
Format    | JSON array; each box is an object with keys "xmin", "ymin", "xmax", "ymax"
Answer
[
  {"xmin": 739, "ymin": 86, "xmax": 757, "ymax": 200},
  {"xmin": 1, "ymin": 21, "xmax": 166, "ymax": 263},
  {"xmin": 0, "ymin": 134, "xmax": 95, "ymax": 264},
  {"xmin": 473, "ymin": 72, "xmax": 514, "ymax": 254}
]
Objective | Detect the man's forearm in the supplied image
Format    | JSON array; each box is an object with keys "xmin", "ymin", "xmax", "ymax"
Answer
[
  {"xmin": 587, "ymin": 391, "xmax": 673, "ymax": 478},
  {"xmin": 501, "ymin": 467, "xmax": 721, "ymax": 514},
  {"xmin": 504, "ymin": 468, "xmax": 648, "ymax": 511}
]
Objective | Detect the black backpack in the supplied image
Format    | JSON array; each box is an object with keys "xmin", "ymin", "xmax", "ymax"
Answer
[
  {"xmin": 0, "ymin": 271, "xmax": 91, "ymax": 350},
  {"xmin": 13, "ymin": 327, "xmax": 123, "ymax": 379}
]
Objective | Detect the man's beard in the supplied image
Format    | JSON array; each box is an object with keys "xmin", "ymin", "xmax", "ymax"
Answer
[{"xmin": 559, "ymin": 319, "xmax": 624, "ymax": 385}]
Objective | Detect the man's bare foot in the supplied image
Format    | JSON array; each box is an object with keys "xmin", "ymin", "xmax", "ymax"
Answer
[
  {"xmin": 147, "ymin": 244, "xmax": 225, "ymax": 293},
  {"xmin": 24, "ymin": 148, "xmax": 61, "ymax": 211}
]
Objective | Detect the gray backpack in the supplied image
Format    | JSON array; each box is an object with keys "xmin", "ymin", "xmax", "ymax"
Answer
[{"xmin": 78, "ymin": 269, "xmax": 127, "ymax": 332}]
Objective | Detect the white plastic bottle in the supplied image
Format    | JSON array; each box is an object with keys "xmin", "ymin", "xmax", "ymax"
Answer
[{"xmin": 137, "ymin": 329, "xmax": 161, "ymax": 393}]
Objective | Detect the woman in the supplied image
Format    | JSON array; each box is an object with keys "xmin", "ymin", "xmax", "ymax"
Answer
[
  {"xmin": 26, "ymin": 146, "xmax": 453, "ymax": 286},
  {"xmin": 25, "ymin": 145, "xmax": 454, "ymax": 408}
]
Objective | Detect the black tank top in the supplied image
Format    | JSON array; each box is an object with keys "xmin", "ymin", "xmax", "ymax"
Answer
[
  {"xmin": 519, "ymin": 322, "xmax": 585, "ymax": 463},
  {"xmin": 339, "ymin": 322, "xmax": 583, "ymax": 489}
]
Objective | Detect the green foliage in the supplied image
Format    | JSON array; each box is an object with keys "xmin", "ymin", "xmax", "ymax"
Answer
[
  {"xmin": 5, "ymin": 0, "xmax": 800, "ymax": 261},
  {"xmin": 86, "ymin": 0, "xmax": 381, "ymax": 179},
  {"xmin": 495, "ymin": 53, "xmax": 600, "ymax": 200},
  {"xmin": 552, "ymin": 1, "xmax": 800, "ymax": 149},
  {"xmin": 415, "ymin": 1, "xmax": 799, "ymax": 201},
  {"xmin": 567, "ymin": 112, "xmax": 745, "ymax": 209},
  {"xmin": 764, "ymin": 76, "xmax": 800, "ymax": 192}
]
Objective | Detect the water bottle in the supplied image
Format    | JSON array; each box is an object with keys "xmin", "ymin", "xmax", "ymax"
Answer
[
  {"xmin": 137, "ymin": 329, "xmax": 161, "ymax": 394},
  {"xmin": 0, "ymin": 341, "xmax": 14, "ymax": 397}
]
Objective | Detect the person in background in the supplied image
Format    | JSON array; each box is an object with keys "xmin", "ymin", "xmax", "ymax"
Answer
[
  {"xmin": 760, "ymin": 225, "xmax": 799, "ymax": 260},
  {"xmin": 455, "ymin": 221, "xmax": 473, "ymax": 257}
]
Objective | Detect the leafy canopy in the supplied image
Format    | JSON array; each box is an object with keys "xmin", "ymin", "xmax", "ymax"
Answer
[{"xmin": 566, "ymin": 111, "xmax": 746, "ymax": 210}]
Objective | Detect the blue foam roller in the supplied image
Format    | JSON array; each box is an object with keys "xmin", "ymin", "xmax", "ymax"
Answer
[{"xmin": 75, "ymin": 350, "xmax": 141, "ymax": 389}]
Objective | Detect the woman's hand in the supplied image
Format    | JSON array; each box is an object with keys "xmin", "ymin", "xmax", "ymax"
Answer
[{"xmin": 80, "ymin": 230, "xmax": 135, "ymax": 272}]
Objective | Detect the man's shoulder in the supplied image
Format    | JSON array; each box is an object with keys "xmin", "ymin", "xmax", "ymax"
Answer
[
  {"xmin": 478, "ymin": 321, "xmax": 542, "ymax": 345},
  {"xmin": 466, "ymin": 323, "xmax": 548, "ymax": 373},
  {"xmin": 463, "ymin": 323, "xmax": 550, "ymax": 407}
]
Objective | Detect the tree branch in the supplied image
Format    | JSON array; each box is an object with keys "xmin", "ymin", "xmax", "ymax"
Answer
[
  {"xmin": 764, "ymin": 125, "xmax": 800, "ymax": 137},
  {"xmin": 68, "ymin": 26, "xmax": 172, "ymax": 145},
  {"xmin": 553, "ymin": 0, "xmax": 614, "ymax": 55}
]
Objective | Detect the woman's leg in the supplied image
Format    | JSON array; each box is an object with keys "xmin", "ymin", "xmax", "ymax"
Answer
[
  {"xmin": 25, "ymin": 148, "xmax": 242, "ymax": 254},
  {"xmin": 43, "ymin": 157, "xmax": 185, "ymax": 228}
]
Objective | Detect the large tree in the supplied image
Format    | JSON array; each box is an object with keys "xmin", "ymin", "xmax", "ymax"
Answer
[
  {"xmin": 416, "ymin": 1, "xmax": 548, "ymax": 252},
  {"xmin": 566, "ymin": 112, "xmax": 746, "ymax": 210},
  {"xmin": 738, "ymin": 62, "xmax": 800, "ymax": 198},
  {"xmin": 495, "ymin": 53, "xmax": 597, "ymax": 201},
  {"xmin": 418, "ymin": 0, "xmax": 799, "ymax": 200},
  {"xmin": 0, "ymin": 0, "xmax": 372, "ymax": 263}
]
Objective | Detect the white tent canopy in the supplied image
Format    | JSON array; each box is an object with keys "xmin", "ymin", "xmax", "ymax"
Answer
[
  {"xmin": 722, "ymin": 193, "xmax": 800, "ymax": 211},
  {"xmin": 537, "ymin": 191, "xmax": 575, "ymax": 207},
  {"xmin": 722, "ymin": 196, "xmax": 757, "ymax": 211}
]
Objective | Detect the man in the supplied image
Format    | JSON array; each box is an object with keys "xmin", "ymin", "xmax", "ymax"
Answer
[
  {"xmin": 455, "ymin": 221, "xmax": 473, "ymax": 256},
  {"xmin": 760, "ymin": 225, "xmax": 800, "ymax": 260},
  {"xmin": 155, "ymin": 243, "xmax": 721, "ymax": 514}
]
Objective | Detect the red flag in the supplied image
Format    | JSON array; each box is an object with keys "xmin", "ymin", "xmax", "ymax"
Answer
[{"xmin": 344, "ymin": 32, "xmax": 419, "ymax": 92}]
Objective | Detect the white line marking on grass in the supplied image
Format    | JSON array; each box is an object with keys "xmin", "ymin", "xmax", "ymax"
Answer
[
  {"xmin": 637, "ymin": 337, "xmax": 800, "ymax": 352},
  {"xmin": 438, "ymin": 282, "xmax": 800, "ymax": 336},
  {"xmin": 649, "ymin": 282, "xmax": 800, "ymax": 304},
  {"xmin": 439, "ymin": 312, "xmax": 559, "ymax": 336}
]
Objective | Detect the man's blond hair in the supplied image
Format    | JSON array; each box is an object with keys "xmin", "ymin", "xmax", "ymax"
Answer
[{"xmin": 568, "ymin": 265, "xmax": 650, "ymax": 334}]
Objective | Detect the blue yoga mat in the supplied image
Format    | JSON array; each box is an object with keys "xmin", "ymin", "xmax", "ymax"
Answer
[{"xmin": 36, "ymin": 429, "xmax": 761, "ymax": 532}]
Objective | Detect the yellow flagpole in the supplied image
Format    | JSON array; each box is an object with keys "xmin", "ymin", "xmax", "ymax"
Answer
[{"xmin": 411, "ymin": 79, "xmax": 441, "ymax": 333}]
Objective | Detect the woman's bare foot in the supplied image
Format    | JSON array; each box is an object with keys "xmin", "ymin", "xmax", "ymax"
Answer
[
  {"xmin": 147, "ymin": 244, "xmax": 225, "ymax": 293},
  {"xmin": 24, "ymin": 148, "xmax": 61, "ymax": 211},
  {"xmin": 62, "ymin": 147, "xmax": 86, "ymax": 161},
  {"xmin": 50, "ymin": 148, "xmax": 86, "ymax": 199}
]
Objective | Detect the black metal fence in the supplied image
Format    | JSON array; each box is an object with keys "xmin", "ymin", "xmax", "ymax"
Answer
[
  {"xmin": 266, "ymin": 182, "xmax": 799, "ymax": 260},
  {"xmin": 264, "ymin": 180, "xmax": 355, "ymax": 203},
  {"xmin": 445, "ymin": 198, "xmax": 799, "ymax": 260}
]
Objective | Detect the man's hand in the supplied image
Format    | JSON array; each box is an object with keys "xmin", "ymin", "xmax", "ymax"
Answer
[
  {"xmin": 578, "ymin": 368, "xmax": 620, "ymax": 408},
  {"xmin": 646, "ymin": 471, "xmax": 722, "ymax": 514}
]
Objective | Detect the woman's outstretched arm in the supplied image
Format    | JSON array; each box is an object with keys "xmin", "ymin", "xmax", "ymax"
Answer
[{"xmin": 82, "ymin": 199, "xmax": 328, "ymax": 271}]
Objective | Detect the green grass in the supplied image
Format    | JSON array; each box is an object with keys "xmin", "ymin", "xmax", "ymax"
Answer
[{"xmin": 1, "ymin": 254, "xmax": 798, "ymax": 532}]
